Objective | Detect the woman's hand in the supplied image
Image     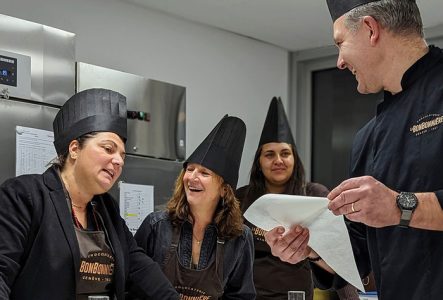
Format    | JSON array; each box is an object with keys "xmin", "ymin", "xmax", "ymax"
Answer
[{"xmin": 264, "ymin": 225, "xmax": 310, "ymax": 264}]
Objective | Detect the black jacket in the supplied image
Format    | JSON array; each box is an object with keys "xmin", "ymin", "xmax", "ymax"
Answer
[
  {"xmin": 0, "ymin": 166, "xmax": 179, "ymax": 300},
  {"xmin": 347, "ymin": 45, "xmax": 443, "ymax": 299}
]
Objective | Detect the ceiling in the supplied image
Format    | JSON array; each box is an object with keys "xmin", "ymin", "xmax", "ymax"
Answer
[{"xmin": 123, "ymin": 0, "xmax": 443, "ymax": 51}]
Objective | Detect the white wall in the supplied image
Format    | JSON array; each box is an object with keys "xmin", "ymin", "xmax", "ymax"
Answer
[{"xmin": 0, "ymin": 0, "xmax": 289, "ymax": 187}]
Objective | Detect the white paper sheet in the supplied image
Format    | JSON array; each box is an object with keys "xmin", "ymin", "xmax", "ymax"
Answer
[
  {"xmin": 244, "ymin": 194, "xmax": 364, "ymax": 292},
  {"xmin": 15, "ymin": 126, "xmax": 57, "ymax": 176},
  {"xmin": 119, "ymin": 182, "xmax": 154, "ymax": 234}
]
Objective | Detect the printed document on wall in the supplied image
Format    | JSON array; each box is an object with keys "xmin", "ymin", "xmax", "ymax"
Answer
[
  {"xmin": 119, "ymin": 182, "xmax": 154, "ymax": 234},
  {"xmin": 16, "ymin": 126, "xmax": 56, "ymax": 176}
]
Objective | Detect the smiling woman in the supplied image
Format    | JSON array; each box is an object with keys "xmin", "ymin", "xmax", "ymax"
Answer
[
  {"xmin": 259, "ymin": 142, "xmax": 295, "ymax": 192},
  {"xmin": 236, "ymin": 97, "xmax": 359, "ymax": 300},
  {"xmin": 183, "ymin": 163, "xmax": 224, "ymax": 212},
  {"xmin": 134, "ymin": 115, "xmax": 256, "ymax": 299}
]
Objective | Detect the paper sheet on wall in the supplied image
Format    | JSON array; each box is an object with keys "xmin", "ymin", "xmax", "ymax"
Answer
[
  {"xmin": 244, "ymin": 194, "xmax": 364, "ymax": 292},
  {"xmin": 119, "ymin": 182, "xmax": 154, "ymax": 234},
  {"xmin": 15, "ymin": 126, "xmax": 57, "ymax": 176}
]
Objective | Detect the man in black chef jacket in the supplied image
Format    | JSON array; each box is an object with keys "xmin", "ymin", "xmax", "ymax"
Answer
[{"xmin": 265, "ymin": 1, "xmax": 443, "ymax": 299}]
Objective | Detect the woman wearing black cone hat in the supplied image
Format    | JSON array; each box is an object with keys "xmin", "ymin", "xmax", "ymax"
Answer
[
  {"xmin": 134, "ymin": 115, "xmax": 255, "ymax": 299},
  {"xmin": 0, "ymin": 89, "xmax": 179, "ymax": 299},
  {"xmin": 236, "ymin": 97, "xmax": 358, "ymax": 300}
]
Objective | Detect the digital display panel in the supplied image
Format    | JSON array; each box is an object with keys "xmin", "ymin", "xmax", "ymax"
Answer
[{"xmin": 0, "ymin": 53, "xmax": 20, "ymax": 88}]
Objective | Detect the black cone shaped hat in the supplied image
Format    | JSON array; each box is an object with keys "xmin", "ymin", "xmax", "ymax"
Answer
[
  {"xmin": 53, "ymin": 88, "xmax": 127, "ymax": 155},
  {"xmin": 326, "ymin": 0, "xmax": 381, "ymax": 22},
  {"xmin": 185, "ymin": 115, "xmax": 246, "ymax": 190},
  {"xmin": 259, "ymin": 97, "xmax": 295, "ymax": 147}
]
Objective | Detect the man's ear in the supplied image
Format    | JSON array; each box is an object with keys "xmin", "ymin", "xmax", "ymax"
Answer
[{"xmin": 362, "ymin": 16, "xmax": 380, "ymax": 46}]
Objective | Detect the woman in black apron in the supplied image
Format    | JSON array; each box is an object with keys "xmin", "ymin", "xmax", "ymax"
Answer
[
  {"xmin": 135, "ymin": 115, "xmax": 256, "ymax": 299},
  {"xmin": 236, "ymin": 97, "xmax": 359, "ymax": 300},
  {"xmin": 0, "ymin": 89, "xmax": 178, "ymax": 299}
]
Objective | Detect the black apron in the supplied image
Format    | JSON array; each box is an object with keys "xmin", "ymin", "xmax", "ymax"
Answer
[
  {"xmin": 75, "ymin": 226, "xmax": 115, "ymax": 300},
  {"xmin": 238, "ymin": 186, "xmax": 315, "ymax": 300},
  {"xmin": 162, "ymin": 226, "xmax": 224, "ymax": 300},
  {"xmin": 59, "ymin": 169, "xmax": 115, "ymax": 299},
  {"xmin": 244, "ymin": 218, "xmax": 313, "ymax": 300}
]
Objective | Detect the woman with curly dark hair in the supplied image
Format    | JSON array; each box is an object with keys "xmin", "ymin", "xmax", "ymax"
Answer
[
  {"xmin": 236, "ymin": 97, "xmax": 358, "ymax": 300},
  {"xmin": 134, "ymin": 115, "xmax": 255, "ymax": 299}
]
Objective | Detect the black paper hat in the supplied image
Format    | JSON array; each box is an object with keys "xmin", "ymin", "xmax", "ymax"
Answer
[
  {"xmin": 184, "ymin": 115, "xmax": 246, "ymax": 189},
  {"xmin": 259, "ymin": 97, "xmax": 295, "ymax": 147},
  {"xmin": 326, "ymin": 0, "xmax": 381, "ymax": 22},
  {"xmin": 53, "ymin": 88, "xmax": 127, "ymax": 155}
]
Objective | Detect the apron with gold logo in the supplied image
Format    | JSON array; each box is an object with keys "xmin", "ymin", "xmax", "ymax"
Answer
[
  {"xmin": 163, "ymin": 226, "xmax": 224, "ymax": 300},
  {"xmin": 75, "ymin": 227, "xmax": 115, "ymax": 300}
]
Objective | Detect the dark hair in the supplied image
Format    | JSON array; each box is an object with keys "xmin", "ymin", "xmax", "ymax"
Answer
[
  {"xmin": 345, "ymin": 0, "xmax": 423, "ymax": 37},
  {"xmin": 51, "ymin": 132, "xmax": 98, "ymax": 170},
  {"xmin": 247, "ymin": 143, "xmax": 306, "ymax": 198},
  {"xmin": 167, "ymin": 169, "xmax": 244, "ymax": 239}
]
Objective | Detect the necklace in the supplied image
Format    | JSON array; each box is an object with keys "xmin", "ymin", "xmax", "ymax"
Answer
[
  {"xmin": 193, "ymin": 235, "xmax": 203, "ymax": 244},
  {"xmin": 71, "ymin": 203, "xmax": 101, "ymax": 230},
  {"xmin": 58, "ymin": 169, "xmax": 98, "ymax": 230},
  {"xmin": 71, "ymin": 206, "xmax": 84, "ymax": 229},
  {"xmin": 71, "ymin": 202, "xmax": 85, "ymax": 209}
]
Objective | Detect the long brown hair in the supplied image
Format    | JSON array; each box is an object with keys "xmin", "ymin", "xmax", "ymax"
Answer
[
  {"xmin": 247, "ymin": 143, "xmax": 306, "ymax": 198},
  {"xmin": 167, "ymin": 169, "xmax": 243, "ymax": 239}
]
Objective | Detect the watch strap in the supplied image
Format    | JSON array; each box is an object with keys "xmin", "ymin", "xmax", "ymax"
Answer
[{"xmin": 399, "ymin": 209, "xmax": 413, "ymax": 228}]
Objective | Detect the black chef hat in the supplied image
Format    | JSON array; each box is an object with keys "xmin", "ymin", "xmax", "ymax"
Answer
[
  {"xmin": 326, "ymin": 0, "xmax": 381, "ymax": 22},
  {"xmin": 259, "ymin": 97, "xmax": 295, "ymax": 147},
  {"xmin": 53, "ymin": 88, "xmax": 127, "ymax": 155},
  {"xmin": 184, "ymin": 115, "xmax": 246, "ymax": 190}
]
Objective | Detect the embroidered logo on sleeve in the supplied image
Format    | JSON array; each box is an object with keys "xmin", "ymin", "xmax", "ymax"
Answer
[{"xmin": 410, "ymin": 114, "xmax": 443, "ymax": 136}]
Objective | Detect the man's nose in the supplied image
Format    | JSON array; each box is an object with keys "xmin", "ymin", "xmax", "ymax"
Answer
[{"xmin": 337, "ymin": 55, "xmax": 346, "ymax": 70}]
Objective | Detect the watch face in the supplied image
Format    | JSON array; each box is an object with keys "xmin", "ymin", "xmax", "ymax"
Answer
[{"xmin": 399, "ymin": 193, "xmax": 418, "ymax": 209}]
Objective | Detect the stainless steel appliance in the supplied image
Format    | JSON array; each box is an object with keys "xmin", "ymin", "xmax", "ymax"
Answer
[
  {"xmin": 0, "ymin": 14, "xmax": 75, "ymax": 184},
  {"xmin": 76, "ymin": 62, "xmax": 186, "ymax": 161},
  {"xmin": 76, "ymin": 62, "xmax": 186, "ymax": 209},
  {"xmin": 0, "ymin": 14, "xmax": 185, "ymax": 210},
  {"xmin": 0, "ymin": 14, "xmax": 75, "ymax": 105}
]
